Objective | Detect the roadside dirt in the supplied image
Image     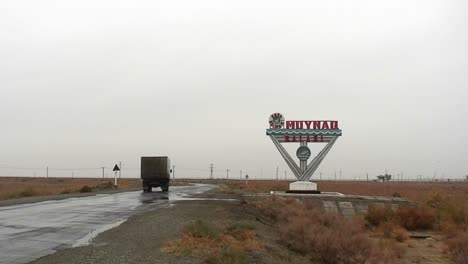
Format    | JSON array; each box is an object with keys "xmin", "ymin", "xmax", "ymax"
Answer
[
  {"xmin": 404, "ymin": 232, "xmax": 451, "ymax": 264},
  {"xmin": 26, "ymin": 184, "xmax": 458, "ymax": 264},
  {"xmin": 29, "ymin": 197, "xmax": 293, "ymax": 264},
  {"xmin": 0, "ymin": 188, "xmax": 140, "ymax": 207}
]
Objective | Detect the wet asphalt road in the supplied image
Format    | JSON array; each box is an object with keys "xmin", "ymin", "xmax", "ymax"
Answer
[{"xmin": 0, "ymin": 184, "xmax": 216, "ymax": 264}]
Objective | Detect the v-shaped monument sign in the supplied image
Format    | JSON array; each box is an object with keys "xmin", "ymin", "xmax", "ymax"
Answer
[{"xmin": 266, "ymin": 113, "xmax": 342, "ymax": 190}]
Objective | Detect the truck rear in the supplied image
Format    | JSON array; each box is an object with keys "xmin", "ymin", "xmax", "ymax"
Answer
[{"xmin": 140, "ymin": 156, "xmax": 171, "ymax": 192}]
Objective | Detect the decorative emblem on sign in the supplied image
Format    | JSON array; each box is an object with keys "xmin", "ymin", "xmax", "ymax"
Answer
[
  {"xmin": 269, "ymin": 113, "xmax": 285, "ymax": 128},
  {"xmin": 296, "ymin": 146, "xmax": 311, "ymax": 161}
]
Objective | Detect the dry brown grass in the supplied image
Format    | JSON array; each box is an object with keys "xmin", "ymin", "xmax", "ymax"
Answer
[
  {"xmin": 234, "ymin": 180, "xmax": 467, "ymax": 263},
  {"xmin": 161, "ymin": 220, "xmax": 263, "ymax": 264},
  {"xmin": 361, "ymin": 189, "xmax": 468, "ymax": 263},
  {"xmin": 365, "ymin": 205, "xmax": 436, "ymax": 231},
  {"xmin": 446, "ymin": 231, "xmax": 468, "ymax": 264},
  {"xmin": 319, "ymin": 181, "xmax": 468, "ymax": 203},
  {"xmin": 254, "ymin": 197, "xmax": 406, "ymax": 264},
  {"xmin": 222, "ymin": 180, "xmax": 288, "ymax": 194},
  {"xmin": 221, "ymin": 180, "xmax": 468, "ymax": 203},
  {"xmin": 0, "ymin": 177, "xmax": 141, "ymax": 200}
]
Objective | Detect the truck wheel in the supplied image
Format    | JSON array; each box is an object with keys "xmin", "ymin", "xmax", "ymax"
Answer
[{"xmin": 162, "ymin": 186, "xmax": 169, "ymax": 192}]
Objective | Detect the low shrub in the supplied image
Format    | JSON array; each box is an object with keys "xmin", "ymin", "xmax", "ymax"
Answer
[
  {"xmin": 19, "ymin": 187, "xmax": 39, "ymax": 197},
  {"xmin": 393, "ymin": 226, "xmax": 410, "ymax": 242},
  {"xmin": 183, "ymin": 220, "xmax": 219, "ymax": 240},
  {"xmin": 396, "ymin": 206, "xmax": 435, "ymax": 230},
  {"xmin": 446, "ymin": 231, "xmax": 468, "ymax": 264},
  {"xmin": 365, "ymin": 205, "xmax": 394, "ymax": 226},
  {"xmin": 94, "ymin": 181, "xmax": 114, "ymax": 190},
  {"xmin": 424, "ymin": 190, "xmax": 468, "ymax": 226},
  {"xmin": 162, "ymin": 220, "xmax": 263, "ymax": 264},
  {"xmin": 227, "ymin": 221, "xmax": 255, "ymax": 232},
  {"xmin": 440, "ymin": 220, "xmax": 460, "ymax": 238},
  {"xmin": 79, "ymin": 185, "xmax": 92, "ymax": 193},
  {"xmin": 205, "ymin": 248, "xmax": 247, "ymax": 264},
  {"xmin": 226, "ymin": 221, "xmax": 256, "ymax": 241},
  {"xmin": 365, "ymin": 205, "xmax": 436, "ymax": 231},
  {"xmin": 277, "ymin": 201, "xmax": 405, "ymax": 264}
]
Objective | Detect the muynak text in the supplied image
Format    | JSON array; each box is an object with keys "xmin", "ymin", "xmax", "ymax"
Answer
[{"xmin": 284, "ymin": 121, "xmax": 339, "ymax": 130}]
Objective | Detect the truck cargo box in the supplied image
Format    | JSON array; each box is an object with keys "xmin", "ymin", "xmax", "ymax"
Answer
[{"xmin": 140, "ymin": 156, "xmax": 171, "ymax": 192}]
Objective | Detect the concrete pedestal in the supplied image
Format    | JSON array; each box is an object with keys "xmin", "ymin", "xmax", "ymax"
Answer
[{"xmin": 287, "ymin": 181, "xmax": 321, "ymax": 194}]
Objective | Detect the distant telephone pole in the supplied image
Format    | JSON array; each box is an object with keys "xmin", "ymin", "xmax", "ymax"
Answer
[
  {"xmin": 284, "ymin": 170, "xmax": 286, "ymax": 180},
  {"xmin": 46, "ymin": 166, "xmax": 49, "ymax": 178},
  {"xmin": 173, "ymin": 165, "xmax": 175, "ymax": 180},
  {"xmin": 240, "ymin": 170, "xmax": 242, "ymax": 180},
  {"xmin": 210, "ymin": 164, "xmax": 214, "ymax": 179},
  {"xmin": 102, "ymin": 167, "xmax": 105, "ymax": 179},
  {"xmin": 276, "ymin": 167, "xmax": 279, "ymax": 181},
  {"xmin": 119, "ymin": 161, "xmax": 122, "ymax": 178},
  {"xmin": 226, "ymin": 169, "xmax": 229, "ymax": 180}
]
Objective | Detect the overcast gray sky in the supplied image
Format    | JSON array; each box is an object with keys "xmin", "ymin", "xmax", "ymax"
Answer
[{"xmin": 1, "ymin": 0, "xmax": 467, "ymax": 180}]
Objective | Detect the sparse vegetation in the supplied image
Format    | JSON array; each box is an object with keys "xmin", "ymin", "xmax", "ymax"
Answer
[
  {"xmin": 79, "ymin": 185, "xmax": 93, "ymax": 193},
  {"xmin": 94, "ymin": 181, "xmax": 115, "ymax": 190},
  {"xmin": 0, "ymin": 177, "xmax": 142, "ymax": 201},
  {"xmin": 253, "ymin": 197, "xmax": 406, "ymax": 264},
  {"xmin": 161, "ymin": 219, "xmax": 263, "ymax": 264},
  {"xmin": 365, "ymin": 205, "xmax": 436, "ymax": 231},
  {"xmin": 446, "ymin": 231, "xmax": 468, "ymax": 264},
  {"xmin": 183, "ymin": 219, "xmax": 220, "ymax": 240},
  {"xmin": 362, "ymin": 188, "xmax": 468, "ymax": 263},
  {"xmin": 19, "ymin": 187, "xmax": 39, "ymax": 197}
]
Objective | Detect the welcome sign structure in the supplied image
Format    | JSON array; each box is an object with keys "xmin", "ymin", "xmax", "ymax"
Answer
[{"xmin": 266, "ymin": 113, "xmax": 342, "ymax": 188}]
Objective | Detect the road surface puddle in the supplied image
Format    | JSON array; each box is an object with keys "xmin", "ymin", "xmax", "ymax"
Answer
[{"xmin": 72, "ymin": 219, "xmax": 127, "ymax": 247}]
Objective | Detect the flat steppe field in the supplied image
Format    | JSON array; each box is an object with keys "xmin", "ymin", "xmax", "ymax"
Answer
[{"xmin": 0, "ymin": 177, "xmax": 142, "ymax": 201}]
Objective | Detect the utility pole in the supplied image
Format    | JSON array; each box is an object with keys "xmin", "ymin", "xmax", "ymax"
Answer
[
  {"xmin": 226, "ymin": 169, "xmax": 229, "ymax": 180},
  {"xmin": 366, "ymin": 173, "xmax": 369, "ymax": 182},
  {"xmin": 340, "ymin": 169, "xmax": 342, "ymax": 180},
  {"xmin": 46, "ymin": 166, "xmax": 49, "ymax": 178},
  {"xmin": 210, "ymin": 164, "xmax": 214, "ymax": 179},
  {"xmin": 240, "ymin": 170, "xmax": 242, "ymax": 180},
  {"xmin": 119, "ymin": 161, "xmax": 122, "ymax": 178},
  {"xmin": 276, "ymin": 167, "xmax": 279, "ymax": 181},
  {"xmin": 334, "ymin": 171, "xmax": 337, "ymax": 181},
  {"xmin": 102, "ymin": 167, "xmax": 105, "ymax": 180},
  {"xmin": 173, "ymin": 165, "xmax": 175, "ymax": 180},
  {"xmin": 284, "ymin": 170, "xmax": 286, "ymax": 180}
]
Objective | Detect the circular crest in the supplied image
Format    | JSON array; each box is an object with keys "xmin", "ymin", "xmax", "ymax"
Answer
[
  {"xmin": 269, "ymin": 113, "xmax": 285, "ymax": 128},
  {"xmin": 296, "ymin": 146, "xmax": 311, "ymax": 161}
]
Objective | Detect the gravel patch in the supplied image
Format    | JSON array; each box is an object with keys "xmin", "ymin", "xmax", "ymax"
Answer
[{"xmin": 29, "ymin": 199, "xmax": 251, "ymax": 264}]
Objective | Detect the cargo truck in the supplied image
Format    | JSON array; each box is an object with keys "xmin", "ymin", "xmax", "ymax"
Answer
[{"xmin": 140, "ymin": 156, "xmax": 171, "ymax": 192}]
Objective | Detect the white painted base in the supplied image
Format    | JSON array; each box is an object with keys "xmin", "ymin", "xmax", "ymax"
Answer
[{"xmin": 289, "ymin": 181, "xmax": 317, "ymax": 191}]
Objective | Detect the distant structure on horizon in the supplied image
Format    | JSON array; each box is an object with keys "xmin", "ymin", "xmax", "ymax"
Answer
[{"xmin": 376, "ymin": 173, "xmax": 392, "ymax": 182}]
